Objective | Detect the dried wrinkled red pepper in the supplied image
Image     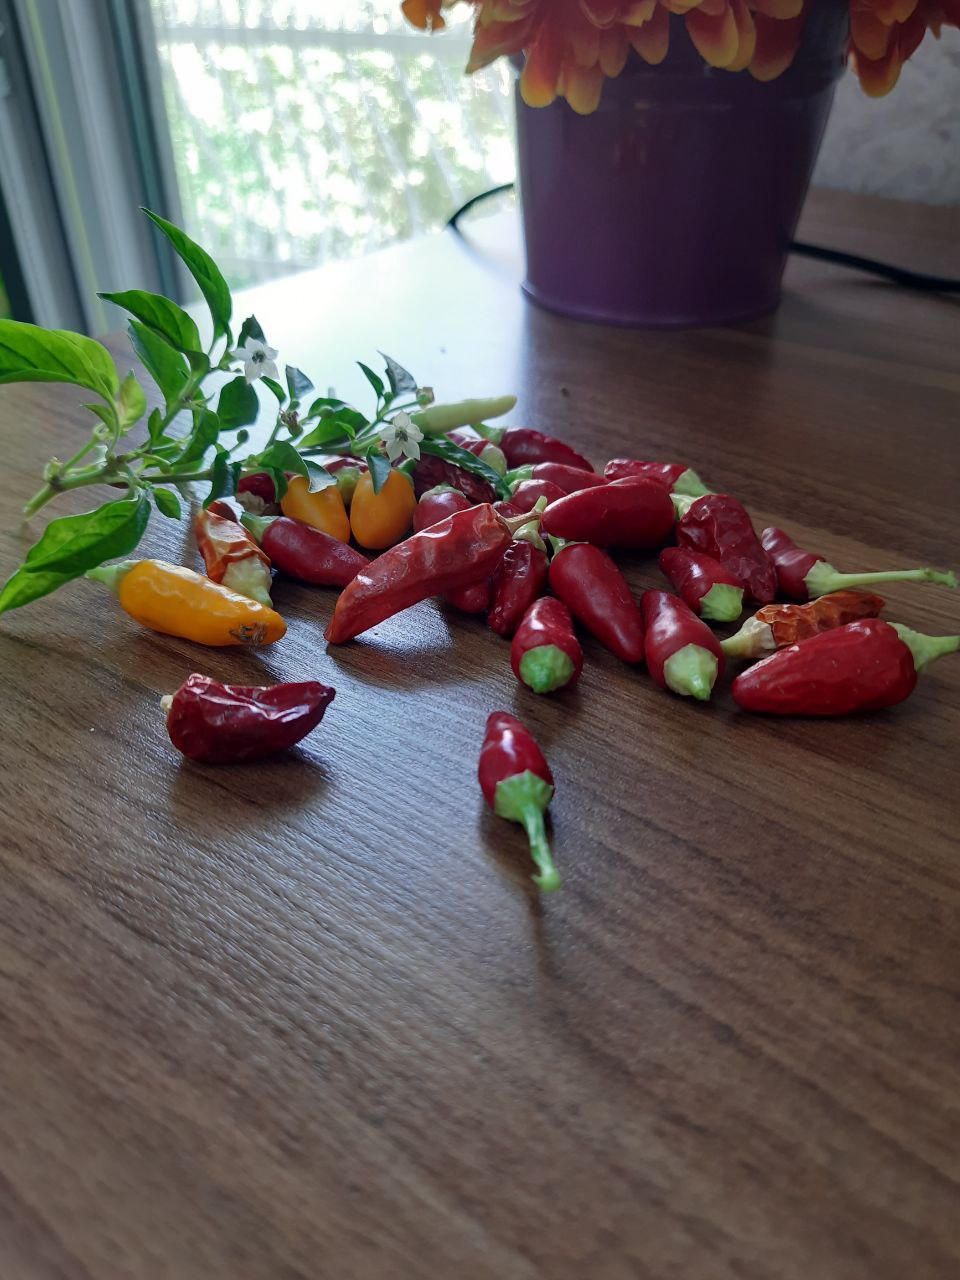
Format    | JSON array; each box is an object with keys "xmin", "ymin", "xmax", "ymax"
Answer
[
  {"xmin": 542, "ymin": 477, "xmax": 675, "ymax": 550},
  {"xmin": 195, "ymin": 503, "xmax": 274, "ymax": 607},
  {"xmin": 241, "ymin": 514, "xmax": 368, "ymax": 588},
  {"xmin": 445, "ymin": 578, "xmax": 493, "ymax": 613},
  {"xmin": 760, "ymin": 526, "xmax": 957, "ymax": 601},
  {"xmin": 479, "ymin": 711, "xmax": 560, "ymax": 892},
  {"xmin": 641, "ymin": 590, "xmax": 725, "ymax": 701},
  {"xmin": 163, "ymin": 673, "xmax": 336, "ymax": 763},
  {"xmin": 604, "ymin": 458, "xmax": 710, "ymax": 497},
  {"xmin": 511, "ymin": 597, "xmax": 583, "ymax": 694},
  {"xmin": 674, "ymin": 493, "xmax": 777, "ymax": 603},
  {"xmin": 548, "ymin": 539, "xmax": 645, "ymax": 663},
  {"xmin": 732, "ymin": 620, "xmax": 959, "ymax": 716},
  {"xmin": 480, "ymin": 426, "xmax": 593, "ymax": 473},
  {"xmin": 488, "ymin": 538, "xmax": 549, "ymax": 637},
  {"xmin": 658, "ymin": 547, "xmax": 745, "ymax": 623},
  {"xmin": 411, "ymin": 453, "xmax": 496, "ymax": 504},
  {"xmin": 722, "ymin": 590, "xmax": 886, "ymax": 660}
]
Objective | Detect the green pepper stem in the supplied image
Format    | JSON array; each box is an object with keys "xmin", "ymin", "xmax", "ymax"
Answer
[
  {"xmin": 670, "ymin": 492, "xmax": 697, "ymax": 520},
  {"xmin": 85, "ymin": 560, "xmax": 138, "ymax": 596},
  {"xmin": 505, "ymin": 465, "xmax": 534, "ymax": 491},
  {"xmin": 720, "ymin": 616, "xmax": 773, "ymax": 660},
  {"xmin": 673, "ymin": 469, "xmax": 712, "ymax": 499},
  {"xmin": 521, "ymin": 806, "xmax": 562, "ymax": 893},
  {"xmin": 805, "ymin": 562, "xmax": 957, "ymax": 598},
  {"xmin": 891, "ymin": 624, "xmax": 960, "ymax": 674},
  {"xmin": 473, "ymin": 423, "xmax": 506, "ymax": 445},
  {"xmin": 239, "ymin": 512, "xmax": 274, "ymax": 543},
  {"xmin": 494, "ymin": 771, "xmax": 560, "ymax": 892}
]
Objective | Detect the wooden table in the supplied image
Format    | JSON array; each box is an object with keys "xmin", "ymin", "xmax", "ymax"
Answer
[{"xmin": 1, "ymin": 188, "xmax": 958, "ymax": 1280}]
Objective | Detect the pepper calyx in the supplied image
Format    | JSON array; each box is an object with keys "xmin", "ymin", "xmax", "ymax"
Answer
[
  {"xmin": 672, "ymin": 468, "xmax": 712, "ymax": 499},
  {"xmin": 891, "ymin": 623, "xmax": 960, "ymax": 674},
  {"xmin": 663, "ymin": 643, "xmax": 718, "ymax": 700},
  {"xmin": 519, "ymin": 644, "xmax": 575, "ymax": 694},
  {"xmin": 85, "ymin": 559, "xmax": 138, "ymax": 596},
  {"xmin": 699, "ymin": 582, "xmax": 744, "ymax": 623}
]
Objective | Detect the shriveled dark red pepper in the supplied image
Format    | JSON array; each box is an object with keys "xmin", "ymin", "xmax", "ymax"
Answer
[
  {"xmin": 760, "ymin": 526, "xmax": 957, "ymax": 601},
  {"xmin": 658, "ymin": 547, "xmax": 744, "ymax": 623},
  {"xmin": 604, "ymin": 458, "xmax": 710, "ymax": 497},
  {"xmin": 507, "ymin": 462, "xmax": 605, "ymax": 495},
  {"xmin": 238, "ymin": 471, "xmax": 280, "ymax": 505},
  {"xmin": 542, "ymin": 477, "xmax": 674, "ymax": 550},
  {"xmin": 445, "ymin": 578, "xmax": 493, "ymax": 613},
  {"xmin": 641, "ymin": 590, "xmax": 725, "ymax": 701},
  {"xmin": 413, "ymin": 484, "xmax": 473, "ymax": 533},
  {"xmin": 732, "ymin": 619, "xmax": 959, "ymax": 716},
  {"xmin": 480, "ymin": 426, "xmax": 593, "ymax": 473},
  {"xmin": 478, "ymin": 711, "xmax": 560, "ymax": 892},
  {"xmin": 510, "ymin": 478, "xmax": 567, "ymax": 513},
  {"xmin": 511, "ymin": 597, "xmax": 583, "ymax": 694},
  {"xmin": 488, "ymin": 535, "xmax": 549, "ymax": 637},
  {"xmin": 325, "ymin": 503, "xmax": 527, "ymax": 643},
  {"xmin": 446, "ymin": 429, "xmax": 507, "ymax": 476},
  {"xmin": 722, "ymin": 590, "xmax": 886, "ymax": 660},
  {"xmin": 549, "ymin": 539, "xmax": 645, "ymax": 663},
  {"xmin": 674, "ymin": 494, "xmax": 777, "ymax": 603},
  {"xmin": 162, "ymin": 673, "xmax": 336, "ymax": 763},
  {"xmin": 195, "ymin": 503, "xmax": 274, "ymax": 607},
  {"xmin": 241, "ymin": 514, "xmax": 368, "ymax": 588},
  {"xmin": 411, "ymin": 453, "xmax": 496, "ymax": 504}
]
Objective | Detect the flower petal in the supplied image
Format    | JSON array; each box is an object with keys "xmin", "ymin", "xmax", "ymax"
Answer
[
  {"xmin": 520, "ymin": 24, "xmax": 564, "ymax": 106},
  {"xmin": 622, "ymin": 0, "xmax": 657, "ymax": 21},
  {"xmin": 598, "ymin": 26, "xmax": 630, "ymax": 74},
  {"xmin": 626, "ymin": 4, "xmax": 670, "ymax": 62},
  {"xmin": 752, "ymin": 0, "xmax": 803, "ymax": 18},
  {"xmin": 559, "ymin": 59, "xmax": 605, "ymax": 113},
  {"xmin": 850, "ymin": 43, "xmax": 903, "ymax": 94},
  {"xmin": 724, "ymin": 0, "xmax": 757, "ymax": 70},
  {"xmin": 748, "ymin": 11, "xmax": 804, "ymax": 80},
  {"xmin": 685, "ymin": 2, "xmax": 740, "ymax": 67},
  {"xmin": 850, "ymin": 7, "xmax": 895, "ymax": 58}
]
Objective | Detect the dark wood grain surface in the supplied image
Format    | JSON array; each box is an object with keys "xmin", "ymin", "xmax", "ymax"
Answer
[{"xmin": 1, "ymin": 188, "xmax": 958, "ymax": 1280}]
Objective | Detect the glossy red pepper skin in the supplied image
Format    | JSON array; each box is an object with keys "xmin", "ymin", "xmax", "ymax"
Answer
[
  {"xmin": 641, "ymin": 590, "xmax": 725, "ymax": 696},
  {"xmin": 488, "ymin": 541, "xmax": 549, "ymax": 637},
  {"xmin": 659, "ymin": 547, "xmax": 744, "ymax": 616},
  {"xmin": 445, "ymin": 578, "xmax": 493, "ymax": 613},
  {"xmin": 511, "ymin": 597, "xmax": 583, "ymax": 691},
  {"xmin": 325, "ymin": 504, "xmax": 512, "ymax": 643},
  {"xmin": 541, "ymin": 478, "xmax": 675, "ymax": 550},
  {"xmin": 478, "ymin": 711, "xmax": 560, "ymax": 891},
  {"xmin": 676, "ymin": 495, "xmax": 777, "ymax": 603},
  {"xmin": 733, "ymin": 619, "xmax": 920, "ymax": 715},
  {"xmin": 549, "ymin": 542, "xmax": 645, "ymax": 663},
  {"xmin": 412, "ymin": 454, "xmax": 496, "ymax": 504},
  {"xmin": 413, "ymin": 485, "xmax": 473, "ymax": 533},
  {"xmin": 492, "ymin": 499, "xmax": 523, "ymax": 520},
  {"xmin": 605, "ymin": 459, "xmax": 687, "ymax": 488},
  {"xmin": 525, "ymin": 462, "xmax": 605, "ymax": 494},
  {"xmin": 510, "ymin": 478, "xmax": 567, "ymax": 514},
  {"xmin": 759, "ymin": 527, "xmax": 822, "ymax": 599},
  {"xmin": 238, "ymin": 471, "xmax": 280, "ymax": 504},
  {"xmin": 164, "ymin": 673, "xmax": 336, "ymax": 763},
  {"xmin": 244, "ymin": 515, "xmax": 368, "ymax": 588},
  {"xmin": 498, "ymin": 428, "xmax": 593, "ymax": 473}
]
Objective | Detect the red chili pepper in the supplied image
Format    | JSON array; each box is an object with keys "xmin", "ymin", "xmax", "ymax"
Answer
[
  {"xmin": 510, "ymin": 478, "xmax": 567, "ymax": 513},
  {"xmin": 732, "ymin": 619, "xmax": 959, "ymax": 716},
  {"xmin": 237, "ymin": 471, "xmax": 279, "ymax": 504},
  {"xmin": 445, "ymin": 578, "xmax": 493, "ymax": 613},
  {"xmin": 413, "ymin": 484, "xmax": 473, "ymax": 533},
  {"xmin": 641, "ymin": 590, "xmax": 725, "ymax": 701},
  {"xmin": 478, "ymin": 711, "xmax": 560, "ymax": 892},
  {"xmin": 511, "ymin": 597, "xmax": 583, "ymax": 694},
  {"xmin": 162, "ymin": 673, "xmax": 336, "ymax": 763},
  {"xmin": 195, "ymin": 504, "xmax": 274, "ymax": 607},
  {"xmin": 241, "ymin": 514, "xmax": 368, "ymax": 588},
  {"xmin": 447, "ymin": 429, "xmax": 507, "ymax": 476},
  {"xmin": 674, "ymin": 494, "xmax": 777, "ymax": 603},
  {"xmin": 492, "ymin": 499, "xmax": 523, "ymax": 520},
  {"xmin": 542, "ymin": 478, "xmax": 675, "ymax": 550},
  {"xmin": 488, "ymin": 538, "xmax": 549, "ymax": 637},
  {"xmin": 722, "ymin": 590, "xmax": 886, "ymax": 660},
  {"xmin": 548, "ymin": 540, "xmax": 645, "ymax": 663},
  {"xmin": 658, "ymin": 547, "xmax": 745, "ymax": 622},
  {"xmin": 313, "ymin": 454, "xmax": 367, "ymax": 506},
  {"xmin": 508, "ymin": 462, "xmax": 606, "ymax": 495},
  {"xmin": 760, "ymin": 526, "xmax": 957, "ymax": 601},
  {"xmin": 325, "ymin": 503, "xmax": 525, "ymax": 643},
  {"xmin": 604, "ymin": 458, "xmax": 710, "ymax": 497},
  {"xmin": 484, "ymin": 426, "xmax": 593, "ymax": 473},
  {"xmin": 412, "ymin": 454, "xmax": 496, "ymax": 504}
]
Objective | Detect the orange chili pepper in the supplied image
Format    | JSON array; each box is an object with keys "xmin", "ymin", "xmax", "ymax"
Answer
[
  {"xmin": 349, "ymin": 469, "xmax": 416, "ymax": 550},
  {"xmin": 86, "ymin": 559, "xmax": 286, "ymax": 647},
  {"xmin": 280, "ymin": 475, "xmax": 350, "ymax": 542},
  {"xmin": 194, "ymin": 503, "xmax": 273, "ymax": 607}
]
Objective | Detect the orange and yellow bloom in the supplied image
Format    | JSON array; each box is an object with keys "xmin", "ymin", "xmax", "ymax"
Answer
[{"xmin": 401, "ymin": 0, "xmax": 958, "ymax": 109}]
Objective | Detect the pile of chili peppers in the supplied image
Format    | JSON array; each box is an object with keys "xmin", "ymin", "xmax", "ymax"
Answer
[{"xmin": 89, "ymin": 417, "xmax": 958, "ymax": 895}]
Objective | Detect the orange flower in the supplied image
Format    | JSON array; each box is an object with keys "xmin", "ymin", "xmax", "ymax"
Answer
[
  {"xmin": 849, "ymin": 0, "xmax": 958, "ymax": 95},
  {"xmin": 401, "ymin": 0, "xmax": 447, "ymax": 30}
]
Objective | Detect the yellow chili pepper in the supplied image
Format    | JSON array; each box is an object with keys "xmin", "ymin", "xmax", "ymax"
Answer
[
  {"xmin": 86, "ymin": 559, "xmax": 286, "ymax": 646},
  {"xmin": 349, "ymin": 470, "xmax": 416, "ymax": 550},
  {"xmin": 280, "ymin": 475, "xmax": 350, "ymax": 541}
]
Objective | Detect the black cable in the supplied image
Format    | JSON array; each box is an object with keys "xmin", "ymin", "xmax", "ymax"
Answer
[{"xmin": 447, "ymin": 184, "xmax": 960, "ymax": 295}]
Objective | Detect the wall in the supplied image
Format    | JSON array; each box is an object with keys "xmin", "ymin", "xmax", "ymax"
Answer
[{"xmin": 814, "ymin": 29, "xmax": 960, "ymax": 205}]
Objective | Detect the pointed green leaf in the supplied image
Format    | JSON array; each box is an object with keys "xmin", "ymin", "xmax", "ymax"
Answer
[
  {"xmin": 128, "ymin": 319, "xmax": 188, "ymax": 410},
  {"xmin": 152, "ymin": 487, "xmax": 182, "ymax": 519},
  {"xmin": 365, "ymin": 448, "xmax": 392, "ymax": 495},
  {"xmin": 358, "ymin": 361, "xmax": 385, "ymax": 399},
  {"xmin": 304, "ymin": 394, "xmax": 351, "ymax": 419},
  {"xmin": 99, "ymin": 289, "xmax": 201, "ymax": 355},
  {"xmin": 117, "ymin": 372, "xmax": 147, "ymax": 430},
  {"xmin": 203, "ymin": 450, "xmax": 242, "ymax": 507},
  {"xmin": 237, "ymin": 315, "xmax": 265, "ymax": 347},
  {"xmin": 379, "ymin": 351, "xmax": 417, "ymax": 395},
  {"xmin": 261, "ymin": 376, "xmax": 286, "ymax": 405},
  {"xmin": 285, "ymin": 365, "xmax": 313, "ymax": 403},
  {"xmin": 216, "ymin": 375, "xmax": 259, "ymax": 430},
  {"xmin": 142, "ymin": 208, "xmax": 232, "ymax": 343},
  {"xmin": 0, "ymin": 320, "xmax": 119, "ymax": 401},
  {"xmin": 176, "ymin": 409, "xmax": 219, "ymax": 466},
  {"xmin": 257, "ymin": 440, "xmax": 333, "ymax": 493},
  {"xmin": 420, "ymin": 436, "xmax": 508, "ymax": 499}
]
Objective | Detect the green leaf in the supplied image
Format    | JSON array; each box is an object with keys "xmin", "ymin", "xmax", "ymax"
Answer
[
  {"xmin": 257, "ymin": 440, "xmax": 333, "ymax": 493},
  {"xmin": 128, "ymin": 319, "xmax": 188, "ymax": 410},
  {"xmin": 379, "ymin": 351, "xmax": 417, "ymax": 395},
  {"xmin": 0, "ymin": 320, "xmax": 119, "ymax": 401},
  {"xmin": 296, "ymin": 420, "xmax": 355, "ymax": 451},
  {"xmin": 147, "ymin": 407, "xmax": 165, "ymax": 445},
  {"xmin": 84, "ymin": 403, "xmax": 116, "ymax": 431},
  {"xmin": 99, "ymin": 289, "xmax": 201, "ymax": 355},
  {"xmin": 0, "ymin": 495, "xmax": 150, "ymax": 614},
  {"xmin": 203, "ymin": 449, "xmax": 241, "ymax": 507},
  {"xmin": 358, "ymin": 361, "xmax": 385, "ymax": 399},
  {"xmin": 142, "ymin": 208, "xmax": 232, "ymax": 343},
  {"xmin": 285, "ymin": 365, "xmax": 313, "ymax": 403},
  {"xmin": 420, "ymin": 436, "xmax": 509, "ymax": 499},
  {"xmin": 237, "ymin": 315, "xmax": 265, "ymax": 347},
  {"xmin": 152, "ymin": 487, "xmax": 182, "ymax": 519},
  {"xmin": 261, "ymin": 376, "xmax": 286, "ymax": 405},
  {"xmin": 216, "ymin": 375, "xmax": 259, "ymax": 430},
  {"xmin": 304, "ymin": 394, "xmax": 351, "ymax": 419},
  {"xmin": 299, "ymin": 406, "xmax": 367, "ymax": 446},
  {"xmin": 117, "ymin": 372, "xmax": 147, "ymax": 430},
  {"xmin": 176, "ymin": 409, "xmax": 219, "ymax": 466},
  {"xmin": 365, "ymin": 447, "xmax": 392, "ymax": 496}
]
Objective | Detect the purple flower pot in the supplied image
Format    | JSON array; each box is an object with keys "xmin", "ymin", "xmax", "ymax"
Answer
[{"xmin": 516, "ymin": 4, "xmax": 849, "ymax": 328}]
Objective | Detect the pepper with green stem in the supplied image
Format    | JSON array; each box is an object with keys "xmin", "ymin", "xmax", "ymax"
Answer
[{"xmin": 760, "ymin": 527, "xmax": 956, "ymax": 601}]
